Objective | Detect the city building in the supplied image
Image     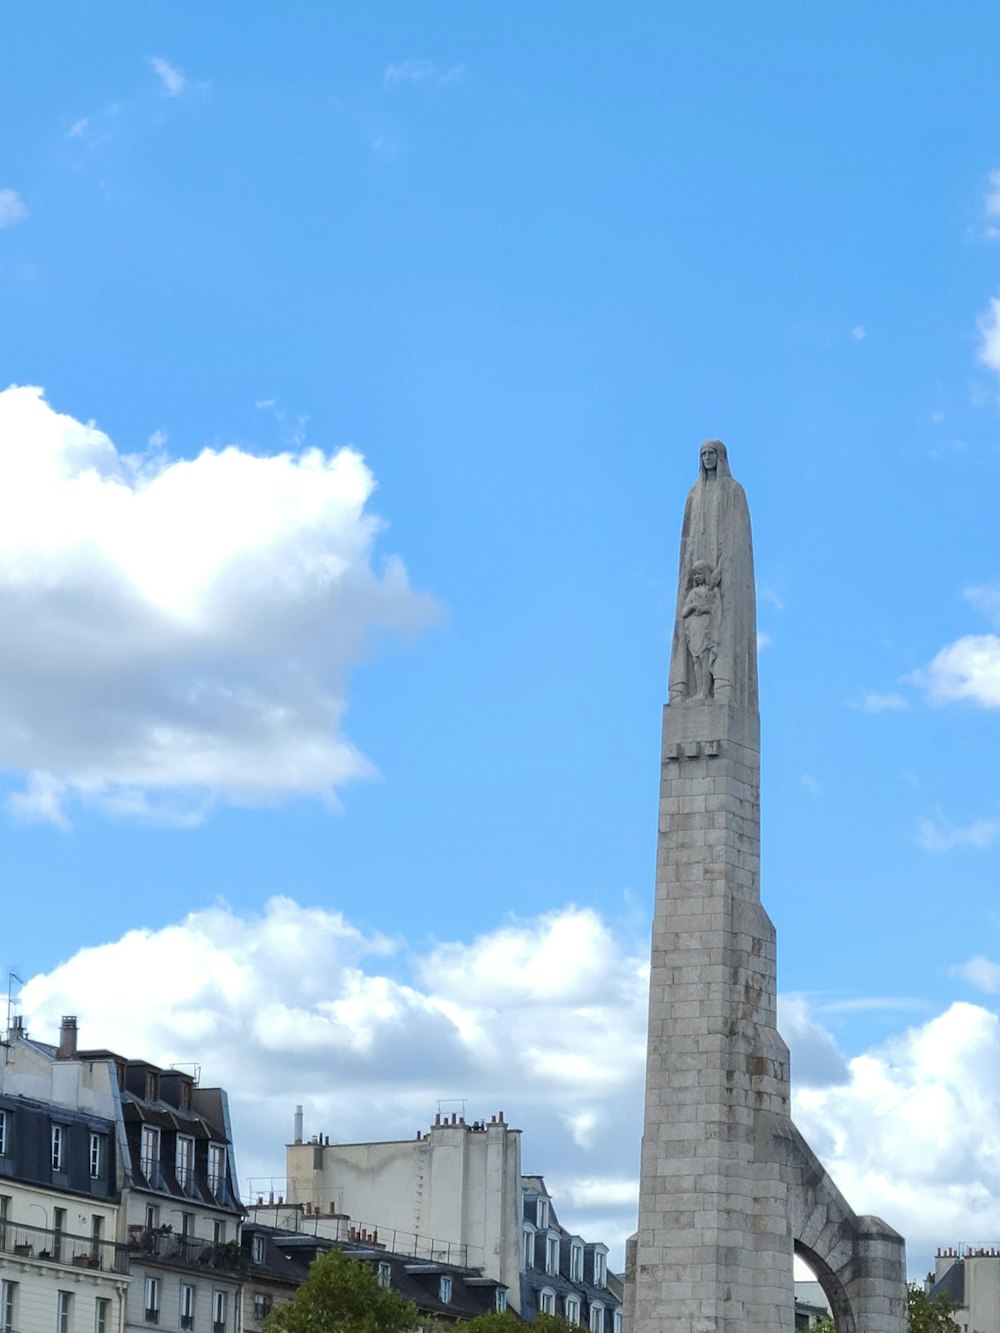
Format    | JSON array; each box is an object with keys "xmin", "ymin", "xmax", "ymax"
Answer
[
  {"xmin": 1, "ymin": 1015, "xmax": 243, "ymax": 1333},
  {"xmin": 927, "ymin": 1244, "xmax": 1000, "ymax": 1332},
  {"xmin": 240, "ymin": 1220, "xmax": 508, "ymax": 1328},
  {"xmin": 519, "ymin": 1177, "xmax": 620, "ymax": 1333},
  {"xmin": 284, "ymin": 1109, "xmax": 522, "ymax": 1309},
  {"xmin": 0, "ymin": 1016, "xmax": 128, "ymax": 1333}
]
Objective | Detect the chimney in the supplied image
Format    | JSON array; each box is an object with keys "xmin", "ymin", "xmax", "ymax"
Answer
[
  {"xmin": 57, "ymin": 1015, "xmax": 78, "ymax": 1059},
  {"xmin": 293, "ymin": 1105, "xmax": 304, "ymax": 1144}
]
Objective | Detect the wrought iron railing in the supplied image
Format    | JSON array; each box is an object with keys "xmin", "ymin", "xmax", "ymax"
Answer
[
  {"xmin": 0, "ymin": 1219, "xmax": 128, "ymax": 1274},
  {"xmin": 128, "ymin": 1229, "xmax": 245, "ymax": 1274}
]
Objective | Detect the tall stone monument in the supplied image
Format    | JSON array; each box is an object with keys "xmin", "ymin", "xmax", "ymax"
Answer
[{"xmin": 626, "ymin": 442, "xmax": 906, "ymax": 1332}]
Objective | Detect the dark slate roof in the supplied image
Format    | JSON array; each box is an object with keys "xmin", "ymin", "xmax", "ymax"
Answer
[{"xmin": 928, "ymin": 1260, "xmax": 965, "ymax": 1307}]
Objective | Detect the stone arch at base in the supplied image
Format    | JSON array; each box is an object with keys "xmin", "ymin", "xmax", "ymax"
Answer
[
  {"xmin": 772, "ymin": 1115, "xmax": 907, "ymax": 1333},
  {"xmin": 794, "ymin": 1237, "xmax": 856, "ymax": 1333}
]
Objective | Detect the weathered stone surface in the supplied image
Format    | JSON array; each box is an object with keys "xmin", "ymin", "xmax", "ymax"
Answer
[{"xmin": 626, "ymin": 444, "xmax": 906, "ymax": 1333}]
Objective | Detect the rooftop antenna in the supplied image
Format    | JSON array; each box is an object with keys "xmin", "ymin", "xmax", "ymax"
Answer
[{"xmin": 4, "ymin": 971, "xmax": 23, "ymax": 1055}]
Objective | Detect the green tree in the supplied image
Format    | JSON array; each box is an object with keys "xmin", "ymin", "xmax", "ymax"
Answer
[
  {"xmin": 265, "ymin": 1249, "xmax": 418, "ymax": 1333},
  {"xmin": 906, "ymin": 1283, "xmax": 962, "ymax": 1332},
  {"xmin": 457, "ymin": 1314, "xmax": 523, "ymax": 1333}
]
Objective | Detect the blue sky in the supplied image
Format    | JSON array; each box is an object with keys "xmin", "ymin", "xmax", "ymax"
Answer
[{"xmin": 4, "ymin": 2, "xmax": 1000, "ymax": 1279}]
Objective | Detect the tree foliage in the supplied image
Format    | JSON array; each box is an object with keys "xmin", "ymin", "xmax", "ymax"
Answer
[
  {"xmin": 805, "ymin": 1286, "xmax": 963, "ymax": 1333},
  {"xmin": 906, "ymin": 1283, "xmax": 962, "ymax": 1333},
  {"xmin": 264, "ymin": 1248, "xmax": 418, "ymax": 1333}
]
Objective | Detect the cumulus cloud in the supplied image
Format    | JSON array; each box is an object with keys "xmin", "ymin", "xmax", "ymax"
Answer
[
  {"xmin": 917, "ymin": 813, "xmax": 1000, "ymax": 852},
  {"xmin": 0, "ymin": 189, "xmax": 28, "ymax": 229},
  {"xmin": 794, "ymin": 1002, "xmax": 1000, "ymax": 1268},
  {"xmin": 916, "ymin": 634, "xmax": 1000, "ymax": 707},
  {"xmin": 0, "ymin": 386, "xmax": 434, "ymax": 825},
  {"xmin": 19, "ymin": 899, "xmax": 1000, "ymax": 1275},
  {"xmin": 150, "ymin": 56, "xmax": 187, "ymax": 96},
  {"xmin": 778, "ymin": 994, "xmax": 850, "ymax": 1088},
  {"xmin": 964, "ymin": 583, "xmax": 1000, "ymax": 625},
  {"xmin": 19, "ymin": 900, "xmax": 650, "ymax": 1255},
  {"xmin": 850, "ymin": 324, "xmax": 867, "ymax": 341}
]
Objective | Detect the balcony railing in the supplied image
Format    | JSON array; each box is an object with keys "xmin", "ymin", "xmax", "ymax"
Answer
[
  {"xmin": 128, "ymin": 1229, "xmax": 245, "ymax": 1274},
  {"xmin": 0, "ymin": 1219, "xmax": 128, "ymax": 1275}
]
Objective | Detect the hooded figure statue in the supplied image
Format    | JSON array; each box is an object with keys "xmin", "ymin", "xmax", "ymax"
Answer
[{"xmin": 668, "ymin": 440, "xmax": 758, "ymax": 710}]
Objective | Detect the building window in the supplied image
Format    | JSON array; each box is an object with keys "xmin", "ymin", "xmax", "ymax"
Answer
[
  {"xmin": 536, "ymin": 1198, "xmax": 549, "ymax": 1229},
  {"xmin": 252, "ymin": 1234, "xmax": 267, "ymax": 1265},
  {"xmin": 145, "ymin": 1276, "xmax": 160, "ymax": 1324},
  {"xmin": 612, "ymin": 1310, "xmax": 622, "ymax": 1333},
  {"xmin": 539, "ymin": 1290, "xmax": 556, "ymax": 1316},
  {"xmin": 593, "ymin": 1251, "xmax": 607, "ymax": 1289},
  {"xmin": 176, "ymin": 1135, "xmax": 194, "ymax": 1189},
  {"xmin": 212, "ymin": 1290, "xmax": 227, "ymax": 1333},
  {"xmin": 1, "ymin": 1281, "xmax": 17, "ymax": 1333},
  {"xmin": 208, "ymin": 1144, "xmax": 225, "ymax": 1196},
  {"xmin": 253, "ymin": 1295, "xmax": 272, "ymax": 1323},
  {"xmin": 213, "ymin": 1221, "xmax": 226, "ymax": 1245},
  {"xmin": 51, "ymin": 1124, "xmax": 65, "ymax": 1171},
  {"xmin": 0, "ymin": 1196, "xmax": 8, "ymax": 1249},
  {"xmin": 546, "ymin": 1234, "xmax": 559, "ymax": 1276},
  {"xmin": 91, "ymin": 1216, "xmax": 104, "ymax": 1265},
  {"xmin": 564, "ymin": 1296, "xmax": 580, "ymax": 1325},
  {"xmin": 439, "ymin": 1277, "xmax": 452, "ymax": 1304},
  {"xmin": 89, "ymin": 1133, "xmax": 104, "ymax": 1179},
  {"xmin": 140, "ymin": 1126, "xmax": 160, "ymax": 1183},
  {"xmin": 57, "ymin": 1291, "xmax": 73, "ymax": 1333},
  {"xmin": 145, "ymin": 1204, "xmax": 160, "ymax": 1232},
  {"xmin": 95, "ymin": 1300, "xmax": 110, "ymax": 1333},
  {"xmin": 181, "ymin": 1285, "xmax": 195, "ymax": 1331},
  {"xmin": 145, "ymin": 1071, "xmax": 159, "ymax": 1102},
  {"xmin": 53, "ymin": 1206, "xmax": 66, "ymax": 1261},
  {"xmin": 570, "ymin": 1242, "xmax": 584, "ymax": 1282},
  {"xmin": 377, "ymin": 1263, "xmax": 392, "ymax": 1290},
  {"xmin": 495, "ymin": 1290, "xmax": 507, "ymax": 1314},
  {"xmin": 0, "ymin": 1111, "xmax": 7, "ymax": 1156},
  {"xmin": 589, "ymin": 1304, "xmax": 604, "ymax": 1333},
  {"xmin": 522, "ymin": 1226, "xmax": 535, "ymax": 1268}
]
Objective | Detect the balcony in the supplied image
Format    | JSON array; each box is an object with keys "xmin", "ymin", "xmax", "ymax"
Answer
[
  {"xmin": 0, "ymin": 1219, "xmax": 128, "ymax": 1275},
  {"xmin": 128, "ymin": 1228, "xmax": 245, "ymax": 1273}
]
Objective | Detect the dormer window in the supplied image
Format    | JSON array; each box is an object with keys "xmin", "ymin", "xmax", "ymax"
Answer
[
  {"xmin": 145, "ymin": 1071, "xmax": 159, "ymax": 1102},
  {"xmin": 546, "ymin": 1235, "xmax": 559, "ymax": 1275},
  {"xmin": 565, "ymin": 1296, "xmax": 581, "ymax": 1325},
  {"xmin": 570, "ymin": 1242, "xmax": 584, "ymax": 1282},
  {"xmin": 176, "ymin": 1135, "xmax": 194, "ymax": 1190},
  {"xmin": 589, "ymin": 1304, "xmax": 604, "ymax": 1333},
  {"xmin": 522, "ymin": 1225, "xmax": 535, "ymax": 1268},
  {"xmin": 439, "ymin": 1276, "xmax": 452, "ymax": 1304},
  {"xmin": 252, "ymin": 1234, "xmax": 266, "ymax": 1265},
  {"xmin": 536, "ymin": 1198, "xmax": 549, "ymax": 1229},
  {"xmin": 377, "ymin": 1263, "xmax": 391, "ymax": 1290},
  {"xmin": 495, "ymin": 1290, "xmax": 507, "ymax": 1313},
  {"xmin": 539, "ymin": 1290, "xmax": 556, "ymax": 1316},
  {"xmin": 593, "ymin": 1250, "xmax": 607, "ymax": 1289}
]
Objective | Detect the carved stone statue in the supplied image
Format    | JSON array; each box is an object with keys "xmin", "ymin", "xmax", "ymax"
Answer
[{"xmin": 668, "ymin": 440, "xmax": 758, "ymax": 709}]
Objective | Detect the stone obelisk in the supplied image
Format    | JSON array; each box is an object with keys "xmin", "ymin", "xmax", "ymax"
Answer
[{"xmin": 627, "ymin": 442, "xmax": 906, "ymax": 1333}]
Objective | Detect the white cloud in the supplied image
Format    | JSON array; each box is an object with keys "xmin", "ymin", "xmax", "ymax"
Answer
[
  {"xmin": 383, "ymin": 60, "xmax": 469, "ymax": 89},
  {"xmin": 917, "ymin": 812, "xmax": 1000, "ymax": 852},
  {"xmin": 977, "ymin": 294, "xmax": 1000, "ymax": 378},
  {"xmin": 18, "ymin": 900, "xmax": 650, "ymax": 1256},
  {"xmin": 916, "ymin": 634, "xmax": 1000, "ymax": 707},
  {"xmin": 849, "ymin": 691, "xmax": 909, "ymax": 713},
  {"xmin": 756, "ymin": 630, "xmax": 773, "ymax": 651},
  {"xmin": 984, "ymin": 169, "xmax": 1000, "ymax": 240},
  {"xmin": 964, "ymin": 583, "xmax": 1000, "ymax": 625},
  {"xmin": 951, "ymin": 955, "xmax": 1000, "ymax": 994},
  {"xmin": 794, "ymin": 1002, "xmax": 1000, "ymax": 1270},
  {"xmin": 800, "ymin": 774, "xmax": 821, "ymax": 796},
  {"xmin": 851, "ymin": 324, "xmax": 867, "ymax": 341},
  {"xmin": 149, "ymin": 56, "xmax": 187, "ymax": 97},
  {"xmin": 777, "ymin": 995, "xmax": 850, "ymax": 1087},
  {"xmin": 66, "ymin": 118, "xmax": 89, "ymax": 140},
  {"xmin": 19, "ymin": 899, "xmax": 1000, "ymax": 1276},
  {"xmin": 0, "ymin": 189, "xmax": 28, "ymax": 229},
  {"xmin": 0, "ymin": 385, "xmax": 435, "ymax": 825}
]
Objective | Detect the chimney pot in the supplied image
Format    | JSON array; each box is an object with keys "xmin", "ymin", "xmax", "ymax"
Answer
[{"xmin": 57, "ymin": 1015, "xmax": 78, "ymax": 1058}]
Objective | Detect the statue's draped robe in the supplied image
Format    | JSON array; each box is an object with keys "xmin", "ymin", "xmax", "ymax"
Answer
[{"xmin": 668, "ymin": 442, "xmax": 758, "ymax": 710}]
